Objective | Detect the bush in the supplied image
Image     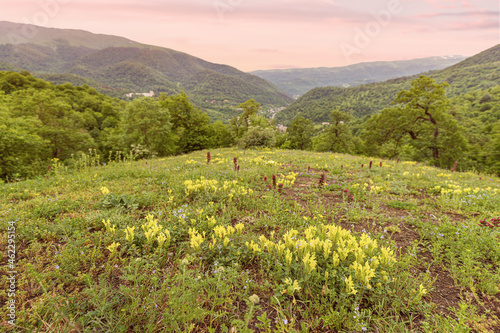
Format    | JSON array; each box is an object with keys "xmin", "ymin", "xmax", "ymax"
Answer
[{"xmin": 237, "ymin": 127, "xmax": 276, "ymax": 149}]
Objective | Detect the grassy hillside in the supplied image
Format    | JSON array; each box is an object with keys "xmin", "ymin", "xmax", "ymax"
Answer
[
  {"xmin": 0, "ymin": 22, "xmax": 292, "ymax": 119},
  {"xmin": 277, "ymin": 44, "xmax": 500, "ymax": 124},
  {"xmin": 250, "ymin": 56, "xmax": 465, "ymax": 97},
  {"xmin": 2, "ymin": 148, "xmax": 499, "ymax": 332}
]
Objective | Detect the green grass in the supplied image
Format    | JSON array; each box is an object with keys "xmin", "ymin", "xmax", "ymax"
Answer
[{"xmin": 1, "ymin": 148, "xmax": 499, "ymax": 332}]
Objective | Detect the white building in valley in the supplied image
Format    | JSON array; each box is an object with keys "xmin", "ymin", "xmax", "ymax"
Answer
[{"xmin": 125, "ymin": 91, "xmax": 155, "ymax": 98}]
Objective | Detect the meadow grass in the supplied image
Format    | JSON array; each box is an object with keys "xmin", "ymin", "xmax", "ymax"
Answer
[{"xmin": 1, "ymin": 148, "xmax": 499, "ymax": 332}]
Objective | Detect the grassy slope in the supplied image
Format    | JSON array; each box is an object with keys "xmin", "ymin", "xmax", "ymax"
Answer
[{"xmin": 1, "ymin": 149, "xmax": 499, "ymax": 332}]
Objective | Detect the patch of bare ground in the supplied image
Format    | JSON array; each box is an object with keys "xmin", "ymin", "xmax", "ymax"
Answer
[{"xmin": 418, "ymin": 251, "xmax": 463, "ymax": 316}]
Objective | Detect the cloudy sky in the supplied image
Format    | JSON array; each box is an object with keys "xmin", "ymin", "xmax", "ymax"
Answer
[{"xmin": 1, "ymin": 0, "xmax": 498, "ymax": 71}]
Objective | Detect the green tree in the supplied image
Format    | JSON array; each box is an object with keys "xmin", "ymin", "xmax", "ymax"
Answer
[
  {"xmin": 286, "ymin": 116, "xmax": 314, "ymax": 150},
  {"xmin": 159, "ymin": 92, "xmax": 213, "ymax": 153},
  {"xmin": 313, "ymin": 109, "xmax": 353, "ymax": 153},
  {"xmin": 364, "ymin": 76, "xmax": 467, "ymax": 167},
  {"xmin": 9, "ymin": 89, "xmax": 96, "ymax": 159},
  {"xmin": 122, "ymin": 97, "xmax": 176, "ymax": 156},
  {"xmin": 485, "ymin": 123, "xmax": 500, "ymax": 175},
  {"xmin": 0, "ymin": 105, "xmax": 49, "ymax": 179},
  {"xmin": 229, "ymin": 99, "xmax": 261, "ymax": 138},
  {"xmin": 209, "ymin": 121, "xmax": 235, "ymax": 148}
]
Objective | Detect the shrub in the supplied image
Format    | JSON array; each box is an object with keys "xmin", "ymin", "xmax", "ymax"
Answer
[{"xmin": 238, "ymin": 127, "xmax": 276, "ymax": 149}]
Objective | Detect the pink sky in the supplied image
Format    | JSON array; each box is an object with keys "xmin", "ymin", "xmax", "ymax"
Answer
[{"xmin": 0, "ymin": 0, "xmax": 498, "ymax": 71}]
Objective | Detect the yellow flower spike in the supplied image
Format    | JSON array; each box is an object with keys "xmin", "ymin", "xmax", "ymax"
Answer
[
  {"xmin": 332, "ymin": 252, "xmax": 340, "ymax": 268},
  {"xmin": 276, "ymin": 242, "xmax": 285, "ymax": 257},
  {"xmin": 302, "ymin": 252, "xmax": 317, "ymax": 275},
  {"xmin": 245, "ymin": 240, "xmax": 261, "ymax": 254},
  {"xmin": 235, "ymin": 223, "xmax": 244, "ymax": 235},
  {"xmin": 345, "ymin": 275, "xmax": 357, "ymax": 295},
  {"xmin": 207, "ymin": 216, "xmax": 217, "ymax": 228},
  {"xmin": 283, "ymin": 278, "xmax": 301, "ymax": 295},
  {"xmin": 355, "ymin": 247, "xmax": 365, "ymax": 262},
  {"xmin": 157, "ymin": 232, "xmax": 167, "ymax": 248},
  {"xmin": 223, "ymin": 237, "xmax": 230, "ymax": 247},
  {"xmin": 284, "ymin": 249, "xmax": 293, "ymax": 267},
  {"xmin": 227, "ymin": 226, "xmax": 236, "ymax": 237},
  {"xmin": 107, "ymin": 242, "xmax": 120, "ymax": 254},
  {"xmin": 323, "ymin": 240, "xmax": 333, "ymax": 258},
  {"xmin": 419, "ymin": 284, "xmax": 427, "ymax": 296},
  {"xmin": 145, "ymin": 229, "xmax": 156, "ymax": 243}
]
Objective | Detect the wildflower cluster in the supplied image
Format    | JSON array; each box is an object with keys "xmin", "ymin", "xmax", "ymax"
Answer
[
  {"xmin": 188, "ymin": 228, "xmax": 205, "ymax": 251},
  {"xmin": 184, "ymin": 177, "xmax": 218, "ymax": 194},
  {"xmin": 210, "ymin": 224, "xmax": 237, "ymax": 249},
  {"xmin": 251, "ymin": 224, "xmax": 396, "ymax": 298},
  {"xmin": 141, "ymin": 214, "xmax": 171, "ymax": 248},
  {"xmin": 432, "ymin": 183, "xmax": 497, "ymax": 196},
  {"xmin": 107, "ymin": 241, "xmax": 120, "ymax": 254},
  {"xmin": 276, "ymin": 172, "xmax": 299, "ymax": 188},
  {"xmin": 184, "ymin": 177, "xmax": 254, "ymax": 201},
  {"xmin": 479, "ymin": 217, "xmax": 500, "ymax": 228},
  {"xmin": 242, "ymin": 156, "xmax": 279, "ymax": 166},
  {"xmin": 188, "ymin": 217, "xmax": 246, "ymax": 262},
  {"xmin": 107, "ymin": 214, "xmax": 171, "ymax": 252},
  {"xmin": 281, "ymin": 277, "xmax": 301, "ymax": 296}
]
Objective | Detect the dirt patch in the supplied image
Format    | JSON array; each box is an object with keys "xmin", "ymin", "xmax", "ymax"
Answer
[{"xmin": 390, "ymin": 223, "xmax": 421, "ymax": 251}]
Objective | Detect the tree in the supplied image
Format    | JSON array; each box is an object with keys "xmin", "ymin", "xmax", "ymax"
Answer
[
  {"xmin": 209, "ymin": 121, "xmax": 235, "ymax": 148},
  {"xmin": 0, "ymin": 105, "xmax": 49, "ymax": 179},
  {"xmin": 122, "ymin": 97, "xmax": 176, "ymax": 156},
  {"xmin": 229, "ymin": 99, "xmax": 261, "ymax": 138},
  {"xmin": 159, "ymin": 92, "xmax": 212, "ymax": 154},
  {"xmin": 364, "ymin": 76, "xmax": 467, "ymax": 166},
  {"xmin": 313, "ymin": 109, "xmax": 353, "ymax": 153},
  {"xmin": 286, "ymin": 116, "xmax": 314, "ymax": 150},
  {"xmin": 485, "ymin": 123, "xmax": 500, "ymax": 175},
  {"xmin": 9, "ymin": 89, "xmax": 96, "ymax": 160}
]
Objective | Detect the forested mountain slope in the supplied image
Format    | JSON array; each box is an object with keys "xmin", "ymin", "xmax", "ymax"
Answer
[
  {"xmin": 0, "ymin": 21, "xmax": 291, "ymax": 117},
  {"xmin": 277, "ymin": 44, "xmax": 500, "ymax": 124},
  {"xmin": 251, "ymin": 56, "xmax": 465, "ymax": 97}
]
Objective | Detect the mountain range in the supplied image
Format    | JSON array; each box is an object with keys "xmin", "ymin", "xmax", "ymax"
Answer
[
  {"xmin": 1, "ymin": 21, "xmax": 496, "ymax": 126},
  {"xmin": 0, "ymin": 21, "xmax": 291, "ymax": 122},
  {"xmin": 276, "ymin": 44, "xmax": 500, "ymax": 124},
  {"xmin": 250, "ymin": 56, "xmax": 466, "ymax": 97}
]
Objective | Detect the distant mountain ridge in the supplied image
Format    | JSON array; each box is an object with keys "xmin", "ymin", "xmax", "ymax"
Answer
[
  {"xmin": 0, "ymin": 21, "xmax": 291, "ymax": 121},
  {"xmin": 250, "ymin": 56, "xmax": 466, "ymax": 97},
  {"xmin": 275, "ymin": 44, "xmax": 500, "ymax": 124}
]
